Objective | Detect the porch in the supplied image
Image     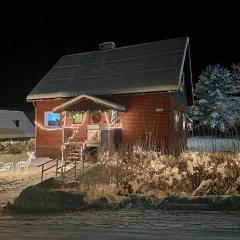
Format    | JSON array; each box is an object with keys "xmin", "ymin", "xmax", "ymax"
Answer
[
  {"xmin": 39, "ymin": 94, "xmax": 126, "ymax": 181},
  {"xmin": 53, "ymin": 94, "xmax": 125, "ymax": 149}
]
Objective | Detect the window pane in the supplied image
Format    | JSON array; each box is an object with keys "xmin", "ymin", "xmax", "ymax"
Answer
[
  {"xmin": 13, "ymin": 120, "xmax": 19, "ymax": 127},
  {"xmin": 183, "ymin": 113, "xmax": 186, "ymax": 130},
  {"xmin": 110, "ymin": 110, "xmax": 120, "ymax": 126},
  {"xmin": 174, "ymin": 109, "xmax": 180, "ymax": 131},
  {"xmin": 47, "ymin": 113, "xmax": 60, "ymax": 127},
  {"xmin": 73, "ymin": 113, "xmax": 83, "ymax": 124}
]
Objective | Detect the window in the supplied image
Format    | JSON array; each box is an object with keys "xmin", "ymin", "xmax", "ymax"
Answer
[
  {"xmin": 13, "ymin": 120, "xmax": 19, "ymax": 127},
  {"xmin": 73, "ymin": 113, "xmax": 84, "ymax": 124},
  {"xmin": 182, "ymin": 113, "xmax": 186, "ymax": 130},
  {"xmin": 110, "ymin": 110, "xmax": 120, "ymax": 126},
  {"xmin": 44, "ymin": 112, "xmax": 60, "ymax": 127},
  {"xmin": 173, "ymin": 109, "xmax": 180, "ymax": 131},
  {"xmin": 91, "ymin": 111, "xmax": 101, "ymax": 124}
]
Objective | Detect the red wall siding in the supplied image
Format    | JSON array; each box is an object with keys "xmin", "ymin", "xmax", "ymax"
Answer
[
  {"xmin": 35, "ymin": 93, "xmax": 187, "ymax": 158},
  {"xmin": 35, "ymin": 99, "xmax": 66, "ymax": 158},
  {"xmin": 111, "ymin": 93, "xmax": 171, "ymax": 150}
]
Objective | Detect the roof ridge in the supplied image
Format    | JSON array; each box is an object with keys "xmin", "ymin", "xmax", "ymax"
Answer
[
  {"xmin": 26, "ymin": 36, "xmax": 192, "ymax": 103},
  {"xmin": 62, "ymin": 36, "xmax": 188, "ymax": 58}
]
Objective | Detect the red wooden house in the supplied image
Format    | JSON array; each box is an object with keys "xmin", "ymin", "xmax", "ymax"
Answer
[{"xmin": 27, "ymin": 37, "xmax": 193, "ymax": 158}]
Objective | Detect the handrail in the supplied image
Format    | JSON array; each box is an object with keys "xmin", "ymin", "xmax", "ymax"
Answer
[
  {"xmin": 55, "ymin": 148, "xmax": 96, "ymax": 180},
  {"xmin": 37, "ymin": 141, "xmax": 99, "ymax": 182},
  {"xmin": 43, "ymin": 164, "xmax": 57, "ymax": 172},
  {"xmin": 37, "ymin": 159, "xmax": 56, "ymax": 167},
  {"xmin": 56, "ymin": 159, "xmax": 78, "ymax": 180},
  {"xmin": 56, "ymin": 161, "xmax": 73, "ymax": 171},
  {"xmin": 69, "ymin": 141, "xmax": 85, "ymax": 145},
  {"xmin": 37, "ymin": 159, "xmax": 58, "ymax": 181}
]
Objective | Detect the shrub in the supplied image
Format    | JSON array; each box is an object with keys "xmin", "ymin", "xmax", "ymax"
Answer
[
  {"xmin": 98, "ymin": 147, "xmax": 240, "ymax": 196},
  {"xmin": 0, "ymin": 139, "xmax": 35, "ymax": 154}
]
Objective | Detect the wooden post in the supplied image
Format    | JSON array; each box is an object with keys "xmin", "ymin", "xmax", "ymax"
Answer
[
  {"xmin": 41, "ymin": 165, "xmax": 44, "ymax": 181},
  {"xmin": 116, "ymin": 156, "xmax": 119, "ymax": 188},
  {"xmin": 82, "ymin": 146, "xmax": 84, "ymax": 185},
  {"xmin": 61, "ymin": 150, "xmax": 64, "ymax": 178},
  {"xmin": 61, "ymin": 111, "xmax": 66, "ymax": 180},
  {"xmin": 74, "ymin": 159, "xmax": 77, "ymax": 181},
  {"xmin": 55, "ymin": 159, "xmax": 58, "ymax": 178},
  {"xmin": 82, "ymin": 149, "xmax": 84, "ymax": 170}
]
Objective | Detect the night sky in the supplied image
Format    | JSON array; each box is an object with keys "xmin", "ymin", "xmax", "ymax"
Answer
[{"xmin": 0, "ymin": 1, "xmax": 239, "ymax": 113}]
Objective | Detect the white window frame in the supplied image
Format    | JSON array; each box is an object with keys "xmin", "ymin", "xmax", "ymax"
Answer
[
  {"xmin": 110, "ymin": 110, "xmax": 120, "ymax": 126},
  {"xmin": 44, "ymin": 111, "xmax": 61, "ymax": 128},
  {"xmin": 72, "ymin": 112, "xmax": 84, "ymax": 125},
  {"xmin": 173, "ymin": 109, "xmax": 180, "ymax": 131},
  {"xmin": 182, "ymin": 113, "xmax": 186, "ymax": 131}
]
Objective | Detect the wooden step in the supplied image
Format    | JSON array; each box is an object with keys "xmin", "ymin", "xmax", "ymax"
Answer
[
  {"xmin": 71, "ymin": 149, "xmax": 82, "ymax": 152},
  {"xmin": 70, "ymin": 152, "xmax": 79, "ymax": 156},
  {"xmin": 66, "ymin": 157, "xmax": 80, "ymax": 160},
  {"xmin": 69, "ymin": 152, "xmax": 80, "ymax": 156}
]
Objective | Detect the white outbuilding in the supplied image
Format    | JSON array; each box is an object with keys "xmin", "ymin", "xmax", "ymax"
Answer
[{"xmin": 0, "ymin": 109, "xmax": 35, "ymax": 139}]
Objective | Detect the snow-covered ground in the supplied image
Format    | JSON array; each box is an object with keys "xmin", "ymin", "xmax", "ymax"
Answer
[
  {"xmin": 0, "ymin": 153, "xmax": 55, "ymax": 207},
  {"xmin": 188, "ymin": 136, "xmax": 240, "ymax": 152}
]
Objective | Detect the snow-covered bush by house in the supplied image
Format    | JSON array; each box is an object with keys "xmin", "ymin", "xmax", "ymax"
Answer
[
  {"xmin": 99, "ymin": 147, "xmax": 240, "ymax": 196},
  {"xmin": 0, "ymin": 139, "xmax": 35, "ymax": 154}
]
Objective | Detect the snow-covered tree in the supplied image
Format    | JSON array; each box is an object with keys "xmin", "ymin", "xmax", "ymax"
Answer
[
  {"xmin": 231, "ymin": 63, "xmax": 240, "ymax": 126},
  {"xmin": 188, "ymin": 64, "xmax": 239, "ymax": 131},
  {"xmin": 231, "ymin": 63, "xmax": 240, "ymax": 95}
]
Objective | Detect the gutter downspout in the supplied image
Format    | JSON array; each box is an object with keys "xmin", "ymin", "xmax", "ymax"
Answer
[{"xmin": 33, "ymin": 102, "xmax": 37, "ymax": 154}]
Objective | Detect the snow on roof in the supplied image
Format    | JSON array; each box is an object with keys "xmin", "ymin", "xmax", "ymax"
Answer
[{"xmin": 26, "ymin": 37, "xmax": 193, "ymax": 105}]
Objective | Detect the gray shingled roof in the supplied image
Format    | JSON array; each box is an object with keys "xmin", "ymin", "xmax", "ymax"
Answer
[
  {"xmin": 27, "ymin": 37, "xmax": 192, "ymax": 102},
  {"xmin": 0, "ymin": 110, "xmax": 35, "ymax": 139}
]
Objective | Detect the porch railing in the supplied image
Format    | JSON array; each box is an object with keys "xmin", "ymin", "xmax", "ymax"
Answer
[
  {"xmin": 37, "ymin": 159, "xmax": 58, "ymax": 182},
  {"xmin": 37, "ymin": 144, "xmax": 98, "ymax": 182},
  {"xmin": 37, "ymin": 158, "xmax": 79, "ymax": 182}
]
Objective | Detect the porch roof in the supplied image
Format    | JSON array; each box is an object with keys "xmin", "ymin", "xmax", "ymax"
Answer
[{"xmin": 52, "ymin": 94, "xmax": 126, "ymax": 112}]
